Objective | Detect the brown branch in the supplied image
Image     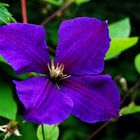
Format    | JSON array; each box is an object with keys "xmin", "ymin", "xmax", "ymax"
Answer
[
  {"xmin": 41, "ymin": 0, "xmax": 74, "ymax": 25},
  {"xmin": 121, "ymin": 79, "xmax": 140, "ymax": 105},
  {"xmin": 87, "ymin": 121, "xmax": 110, "ymax": 140},
  {"xmin": 86, "ymin": 79, "xmax": 140, "ymax": 140}
]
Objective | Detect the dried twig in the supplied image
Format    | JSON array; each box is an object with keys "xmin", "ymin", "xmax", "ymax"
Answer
[
  {"xmin": 87, "ymin": 121, "xmax": 110, "ymax": 140},
  {"xmin": 41, "ymin": 0, "xmax": 74, "ymax": 25},
  {"xmin": 121, "ymin": 79, "xmax": 140, "ymax": 105}
]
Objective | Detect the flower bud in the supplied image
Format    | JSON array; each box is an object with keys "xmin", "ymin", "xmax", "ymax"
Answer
[{"xmin": 0, "ymin": 121, "xmax": 21, "ymax": 140}]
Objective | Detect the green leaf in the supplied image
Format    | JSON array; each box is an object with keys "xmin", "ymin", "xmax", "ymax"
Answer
[
  {"xmin": 37, "ymin": 125, "xmax": 59, "ymax": 140},
  {"xmin": 0, "ymin": 2, "xmax": 9, "ymax": 7},
  {"xmin": 0, "ymin": 55, "xmax": 6, "ymax": 63},
  {"xmin": 105, "ymin": 37, "xmax": 139, "ymax": 60},
  {"xmin": 134, "ymin": 54, "xmax": 140, "ymax": 74},
  {"xmin": 75, "ymin": 0, "xmax": 90, "ymax": 5},
  {"xmin": 0, "ymin": 5, "xmax": 16, "ymax": 25},
  {"xmin": 45, "ymin": 0, "xmax": 63, "ymax": 6},
  {"xmin": 0, "ymin": 79, "xmax": 17, "ymax": 120},
  {"xmin": 120, "ymin": 103, "xmax": 140, "ymax": 115},
  {"xmin": 0, "ymin": 56, "xmax": 16, "ymax": 78},
  {"xmin": 109, "ymin": 18, "xmax": 131, "ymax": 38}
]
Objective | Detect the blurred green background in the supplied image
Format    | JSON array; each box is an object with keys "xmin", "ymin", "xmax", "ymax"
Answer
[{"xmin": 0, "ymin": 0, "xmax": 140, "ymax": 140}]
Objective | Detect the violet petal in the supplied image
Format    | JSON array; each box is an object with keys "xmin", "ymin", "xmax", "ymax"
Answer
[
  {"xmin": 14, "ymin": 76, "xmax": 73, "ymax": 125},
  {"xmin": 0, "ymin": 23, "xmax": 50, "ymax": 74},
  {"xmin": 55, "ymin": 17, "xmax": 110, "ymax": 75},
  {"xmin": 61, "ymin": 74, "xmax": 120, "ymax": 123}
]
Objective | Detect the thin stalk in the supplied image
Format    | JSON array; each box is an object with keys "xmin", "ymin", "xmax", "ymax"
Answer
[
  {"xmin": 41, "ymin": 0, "xmax": 74, "ymax": 25},
  {"xmin": 41, "ymin": 124, "xmax": 45, "ymax": 140},
  {"xmin": 21, "ymin": 0, "xmax": 28, "ymax": 23}
]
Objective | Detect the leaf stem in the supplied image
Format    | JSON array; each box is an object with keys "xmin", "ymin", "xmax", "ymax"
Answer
[
  {"xmin": 21, "ymin": 0, "xmax": 28, "ymax": 23},
  {"xmin": 41, "ymin": 124, "xmax": 45, "ymax": 140}
]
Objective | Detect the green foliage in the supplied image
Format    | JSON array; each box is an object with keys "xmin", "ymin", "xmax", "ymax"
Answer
[
  {"xmin": 18, "ymin": 123, "xmax": 37, "ymax": 140},
  {"xmin": 75, "ymin": 0, "xmax": 90, "ymax": 5},
  {"xmin": 0, "ymin": 56, "xmax": 31, "ymax": 80},
  {"xmin": 47, "ymin": 22, "xmax": 59, "ymax": 46},
  {"xmin": 44, "ymin": 0, "xmax": 63, "ymax": 6},
  {"xmin": 61, "ymin": 116, "xmax": 89, "ymax": 140},
  {"xmin": 120, "ymin": 103, "xmax": 140, "ymax": 116},
  {"xmin": 0, "ymin": 55, "xmax": 6, "ymax": 63},
  {"xmin": 0, "ymin": 79, "xmax": 17, "ymax": 120},
  {"xmin": 45, "ymin": 0, "xmax": 90, "ymax": 6},
  {"xmin": 109, "ymin": 18, "xmax": 131, "ymax": 38},
  {"xmin": 105, "ymin": 37, "xmax": 139, "ymax": 60},
  {"xmin": 0, "ymin": 58, "xmax": 16, "ymax": 79},
  {"xmin": 0, "ymin": 3, "xmax": 16, "ymax": 25},
  {"xmin": 37, "ymin": 124, "xmax": 59, "ymax": 140},
  {"xmin": 105, "ymin": 18, "xmax": 138, "ymax": 60},
  {"xmin": 0, "ymin": 2, "xmax": 9, "ymax": 7},
  {"xmin": 134, "ymin": 54, "xmax": 140, "ymax": 74}
]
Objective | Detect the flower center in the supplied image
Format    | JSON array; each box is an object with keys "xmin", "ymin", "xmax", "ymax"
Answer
[{"xmin": 47, "ymin": 60, "xmax": 70, "ymax": 82}]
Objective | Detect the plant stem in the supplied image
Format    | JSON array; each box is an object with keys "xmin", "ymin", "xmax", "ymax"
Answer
[
  {"xmin": 21, "ymin": 0, "xmax": 28, "ymax": 23},
  {"xmin": 87, "ymin": 121, "xmax": 110, "ymax": 140},
  {"xmin": 121, "ymin": 79, "xmax": 140, "ymax": 105},
  {"xmin": 41, "ymin": 0, "xmax": 74, "ymax": 25},
  {"xmin": 41, "ymin": 124, "xmax": 45, "ymax": 140}
]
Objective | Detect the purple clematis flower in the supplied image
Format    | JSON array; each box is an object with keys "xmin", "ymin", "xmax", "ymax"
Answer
[{"xmin": 0, "ymin": 17, "xmax": 120, "ymax": 125}]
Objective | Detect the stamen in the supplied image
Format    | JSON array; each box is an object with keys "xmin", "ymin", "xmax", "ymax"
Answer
[
  {"xmin": 56, "ymin": 83, "xmax": 60, "ymax": 90},
  {"xmin": 47, "ymin": 63, "xmax": 51, "ymax": 72},
  {"xmin": 61, "ymin": 75, "xmax": 71, "ymax": 80},
  {"xmin": 47, "ymin": 60, "xmax": 71, "ymax": 82},
  {"xmin": 51, "ymin": 59, "xmax": 55, "ymax": 70}
]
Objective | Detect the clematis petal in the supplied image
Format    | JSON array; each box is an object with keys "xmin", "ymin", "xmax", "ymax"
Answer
[
  {"xmin": 55, "ymin": 17, "xmax": 110, "ymax": 75},
  {"xmin": 0, "ymin": 23, "xmax": 50, "ymax": 74},
  {"xmin": 61, "ymin": 74, "xmax": 120, "ymax": 123},
  {"xmin": 14, "ymin": 76, "xmax": 73, "ymax": 125}
]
